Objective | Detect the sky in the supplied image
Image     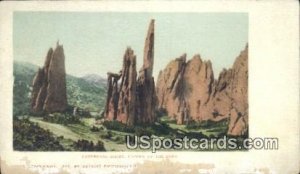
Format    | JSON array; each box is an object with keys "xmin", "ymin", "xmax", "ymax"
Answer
[{"xmin": 13, "ymin": 12, "xmax": 248, "ymax": 80}]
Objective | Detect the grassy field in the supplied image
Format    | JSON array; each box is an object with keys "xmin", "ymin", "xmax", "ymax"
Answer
[
  {"xmin": 159, "ymin": 116, "xmax": 228, "ymax": 138},
  {"xmin": 30, "ymin": 117, "xmax": 128, "ymax": 151}
]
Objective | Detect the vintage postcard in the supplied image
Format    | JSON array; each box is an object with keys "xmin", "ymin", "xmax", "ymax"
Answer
[{"xmin": 0, "ymin": 1, "xmax": 299, "ymax": 174}]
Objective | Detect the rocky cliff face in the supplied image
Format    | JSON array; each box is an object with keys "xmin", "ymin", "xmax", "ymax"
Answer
[
  {"xmin": 156, "ymin": 45, "xmax": 248, "ymax": 136},
  {"xmin": 104, "ymin": 20, "xmax": 156, "ymax": 125},
  {"xmin": 156, "ymin": 54, "xmax": 187, "ymax": 124},
  {"xmin": 227, "ymin": 45, "xmax": 248, "ymax": 136},
  {"xmin": 156, "ymin": 54, "xmax": 215, "ymax": 122},
  {"xmin": 31, "ymin": 42, "xmax": 68, "ymax": 114}
]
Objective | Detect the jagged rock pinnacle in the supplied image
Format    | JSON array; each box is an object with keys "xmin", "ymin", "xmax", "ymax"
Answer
[{"xmin": 31, "ymin": 43, "xmax": 68, "ymax": 114}]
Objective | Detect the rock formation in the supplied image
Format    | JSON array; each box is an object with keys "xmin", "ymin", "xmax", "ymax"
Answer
[
  {"xmin": 31, "ymin": 42, "xmax": 68, "ymax": 114},
  {"xmin": 156, "ymin": 54, "xmax": 215, "ymax": 122},
  {"xmin": 105, "ymin": 48, "xmax": 137, "ymax": 126},
  {"xmin": 136, "ymin": 19, "xmax": 157, "ymax": 124},
  {"xmin": 156, "ymin": 45, "xmax": 248, "ymax": 136},
  {"xmin": 227, "ymin": 45, "xmax": 248, "ymax": 136},
  {"xmin": 156, "ymin": 54, "xmax": 187, "ymax": 123},
  {"xmin": 104, "ymin": 20, "xmax": 156, "ymax": 125}
]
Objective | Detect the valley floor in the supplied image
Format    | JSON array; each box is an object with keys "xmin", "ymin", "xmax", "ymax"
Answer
[
  {"xmin": 29, "ymin": 117, "xmax": 129, "ymax": 151},
  {"xmin": 20, "ymin": 115, "xmax": 232, "ymax": 151}
]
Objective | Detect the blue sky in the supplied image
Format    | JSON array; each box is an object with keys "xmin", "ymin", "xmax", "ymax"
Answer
[{"xmin": 14, "ymin": 12, "xmax": 248, "ymax": 80}]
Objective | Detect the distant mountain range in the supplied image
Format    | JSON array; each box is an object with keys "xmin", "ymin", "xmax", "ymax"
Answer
[
  {"xmin": 80, "ymin": 74, "xmax": 107, "ymax": 88},
  {"xmin": 13, "ymin": 61, "xmax": 107, "ymax": 116}
]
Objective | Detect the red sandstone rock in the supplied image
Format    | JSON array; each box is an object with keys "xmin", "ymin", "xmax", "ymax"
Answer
[
  {"xmin": 156, "ymin": 54, "xmax": 216, "ymax": 123},
  {"xmin": 104, "ymin": 48, "xmax": 137, "ymax": 125},
  {"xmin": 156, "ymin": 45, "xmax": 248, "ymax": 135},
  {"xmin": 31, "ymin": 42, "xmax": 68, "ymax": 114},
  {"xmin": 104, "ymin": 20, "xmax": 156, "ymax": 125},
  {"xmin": 117, "ymin": 48, "xmax": 137, "ymax": 126},
  {"xmin": 136, "ymin": 19, "xmax": 156, "ymax": 124},
  {"xmin": 156, "ymin": 54, "xmax": 186, "ymax": 120},
  {"xmin": 227, "ymin": 44, "xmax": 248, "ymax": 136}
]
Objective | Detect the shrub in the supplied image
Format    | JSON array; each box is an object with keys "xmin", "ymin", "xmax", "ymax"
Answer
[
  {"xmin": 13, "ymin": 118, "xmax": 65, "ymax": 151},
  {"xmin": 103, "ymin": 120, "xmax": 175, "ymax": 137},
  {"xmin": 100, "ymin": 130, "xmax": 113, "ymax": 139},
  {"xmin": 94, "ymin": 140, "xmax": 105, "ymax": 151},
  {"xmin": 102, "ymin": 120, "xmax": 135, "ymax": 133},
  {"xmin": 73, "ymin": 139, "xmax": 105, "ymax": 151},
  {"xmin": 43, "ymin": 113, "xmax": 80, "ymax": 125},
  {"xmin": 134, "ymin": 126, "xmax": 152, "ymax": 137},
  {"xmin": 112, "ymin": 136, "xmax": 125, "ymax": 144},
  {"xmin": 90, "ymin": 126, "xmax": 100, "ymax": 132},
  {"xmin": 186, "ymin": 119, "xmax": 229, "ymax": 130},
  {"xmin": 65, "ymin": 105, "xmax": 92, "ymax": 118},
  {"xmin": 150, "ymin": 122, "xmax": 171, "ymax": 135}
]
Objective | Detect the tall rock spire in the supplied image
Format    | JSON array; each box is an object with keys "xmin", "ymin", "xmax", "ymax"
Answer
[
  {"xmin": 31, "ymin": 43, "xmax": 68, "ymax": 114},
  {"xmin": 136, "ymin": 19, "xmax": 157, "ymax": 124},
  {"xmin": 142, "ymin": 19, "xmax": 155, "ymax": 79},
  {"xmin": 44, "ymin": 43, "xmax": 68, "ymax": 112},
  {"xmin": 116, "ymin": 48, "xmax": 137, "ymax": 126}
]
